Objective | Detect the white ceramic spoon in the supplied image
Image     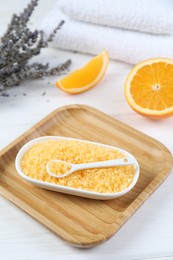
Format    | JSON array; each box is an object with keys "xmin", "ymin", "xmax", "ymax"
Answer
[{"xmin": 46, "ymin": 158, "xmax": 135, "ymax": 178}]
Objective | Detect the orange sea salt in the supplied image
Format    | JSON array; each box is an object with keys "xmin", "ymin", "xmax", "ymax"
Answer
[
  {"xmin": 21, "ymin": 140, "xmax": 135, "ymax": 193},
  {"xmin": 49, "ymin": 161, "xmax": 71, "ymax": 176}
]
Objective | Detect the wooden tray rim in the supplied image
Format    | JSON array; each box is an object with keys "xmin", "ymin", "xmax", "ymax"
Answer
[{"xmin": 0, "ymin": 104, "xmax": 173, "ymax": 247}]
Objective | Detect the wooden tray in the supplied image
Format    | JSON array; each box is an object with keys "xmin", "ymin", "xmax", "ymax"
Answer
[{"xmin": 0, "ymin": 105, "xmax": 172, "ymax": 248}]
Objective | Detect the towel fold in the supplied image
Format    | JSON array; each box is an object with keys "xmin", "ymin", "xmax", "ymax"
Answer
[
  {"xmin": 41, "ymin": 9, "xmax": 173, "ymax": 64},
  {"xmin": 56, "ymin": 0, "xmax": 173, "ymax": 35},
  {"xmin": 41, "ymin": 0, "xmax": 173, "ymax": 64}
]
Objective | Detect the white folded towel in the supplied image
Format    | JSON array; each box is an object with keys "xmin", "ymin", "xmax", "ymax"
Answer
[
  {"xmin": 57, "ymin": 0, "xmax": 173, "ymax": 35},
  {"xmin": 41, "ymin": 9, "xmax": 173, "ymax": 64}
]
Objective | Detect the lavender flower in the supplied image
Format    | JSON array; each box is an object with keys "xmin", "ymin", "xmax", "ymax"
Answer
[{"xmin": 0, "ymin": 0, "xmax": 71, "ymax": 94}]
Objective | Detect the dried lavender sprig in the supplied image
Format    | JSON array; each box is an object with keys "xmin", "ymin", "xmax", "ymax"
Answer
[
  {"xmin": 1, "ymin": 21, "xmax": 38, "ymax": 56},
  {"xmin": 47, "ymin": 20, "xmax": 65, "ymax": 43},
  {"xmin": 0, "ymin": 29, "xmax": 40, "ymax": 68},
  {"xmin": 0, "ymin": 60, "xmax": 71, "ymax": 88},
  {"xmin": 25, "ymin": 61, "xmax": 71, "ymax": 79},
  {"xmin": 0, "ymin": 26, "xmax": 70, "ymax": 90},
  {"xmin": 0, "ymin": 62, "xmax": 48, "ymax": 79},
  {"xmin": 1, "ymin": 22, "xmax": 64, "ymax": 70},
  {"xmin": 0, "ymin": 0, "xmax": 72, "ymax": 92},
  {"xmin": 26, "ymin": 62, "xmax": 49, "ymax": 70},
  {"xmin": 0, "ymin": 63, "xmax": 21, "ymax": 77},
  {"xmin": 0, "ymin": 30, "xmax": 44, "ymax": 70},
  {"xmin": 48, "ymin": 60, "xmax": 71, "ymax": 76},
  {"xmin": 1, "ymin": 0, "xmax": 39, "ymax": 42}
]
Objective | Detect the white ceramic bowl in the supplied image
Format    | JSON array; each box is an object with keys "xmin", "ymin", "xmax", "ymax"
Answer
[{"xmin": 15, "ymin": 136, "xmax": 140, "ymax": 200}]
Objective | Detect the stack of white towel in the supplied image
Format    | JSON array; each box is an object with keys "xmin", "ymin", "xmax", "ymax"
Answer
[{"xmin": 42, "ymin": 0, "xmax": 173, "ymax": 64}]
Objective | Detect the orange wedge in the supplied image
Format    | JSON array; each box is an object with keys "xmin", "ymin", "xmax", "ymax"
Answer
[
  {"xmin": 124, "ymin": 58, "xmax": 173, "ymax": 119},
  {"xmin": 56, "ymin": 50, "xmax": 109, "ymax": 94}
]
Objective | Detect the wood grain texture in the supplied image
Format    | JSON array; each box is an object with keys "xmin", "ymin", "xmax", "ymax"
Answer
[{"xmin": 0, "ymin": 105, "xmax": 172, "ymax": 248}]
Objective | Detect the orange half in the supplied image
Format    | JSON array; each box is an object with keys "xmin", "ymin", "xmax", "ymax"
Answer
[
  {"xmin": 124, "ymin": 58, "xmax": 173, "ymax": 119},
  {"xmin": 56, "ymin": 50, "xmax": 109, "ymax": 94}
]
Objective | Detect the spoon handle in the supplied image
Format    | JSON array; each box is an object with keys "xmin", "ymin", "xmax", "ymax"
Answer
[{"xmin": 72, "ymin": 158, "xmax": 134, "ymax": 172}]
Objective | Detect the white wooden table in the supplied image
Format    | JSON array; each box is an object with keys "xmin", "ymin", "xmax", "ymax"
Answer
[{"xmin": 0, "ymin": 1, "xmax": 173, "ymax": 259}]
